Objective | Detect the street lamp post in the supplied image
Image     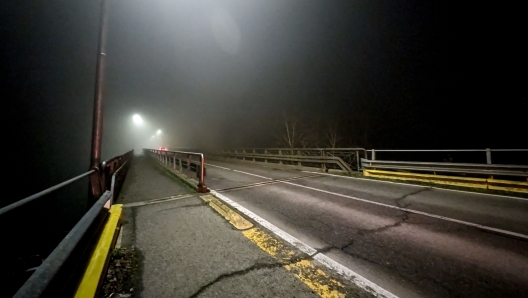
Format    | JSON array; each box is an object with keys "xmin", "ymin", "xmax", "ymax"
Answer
[
  {"xmin": 89, "ymin": 0, "xmax": 109, "ymax": 205},
  {"xmin": 90, "ymin": 0, "xmax": 110, "ymax": 169}
]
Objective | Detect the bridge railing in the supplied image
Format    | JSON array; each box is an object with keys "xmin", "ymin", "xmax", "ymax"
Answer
[
  {"xmin": 1, "ymin": 150, "xmax": 133, "ymax": 297},
  {"xmin": 368, "ymin": 148, "xmax": 528, "ymax": 165},
  {"xmin": 211, "ymin": 148, "xmax": 367, "ymax": 173},
  {"xmin": 146, "ymin": 149, "xmax": 209, "ymax": 193}
]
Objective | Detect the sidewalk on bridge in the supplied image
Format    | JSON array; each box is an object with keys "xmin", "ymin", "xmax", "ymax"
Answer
[{"xmin": 113, "ymin": 155, "xmax": 370, "ymax": 297}]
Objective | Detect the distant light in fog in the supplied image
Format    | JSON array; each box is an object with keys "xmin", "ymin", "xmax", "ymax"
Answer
[
  {"xmin": 133, "ymin": 114, "xmax": 143, "ymax": 125},
  {"xmin": 157, "ymin": 130, "xmax": 162, "ymax": 135}
]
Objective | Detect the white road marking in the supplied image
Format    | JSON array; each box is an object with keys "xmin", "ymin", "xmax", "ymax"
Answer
[
  {"xmin": 211, "ymin": 190, "xmax": 398, "ymax": 298},
  {"xmin": 301, "ymin": 170, "xmax": 528, "ymax": 201},
  {"xmin": 206, "ymin": 163, "xmax": 232, "ymax": 170},
  {"xmin": 208, "ymin": 163, "xmax": 528, "ymax": 240},
  {"xmin": 280, "ymin": 180, "xmax": 528, "ymax": 240},
  {"xmin": 233, "ymin": 169, "xmax": 272, "ymax": 180}
]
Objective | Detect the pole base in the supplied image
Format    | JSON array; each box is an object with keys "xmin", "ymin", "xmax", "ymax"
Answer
[{"xmin": 197, "ymin": 184, "xmax": 210, "ymax": 193}]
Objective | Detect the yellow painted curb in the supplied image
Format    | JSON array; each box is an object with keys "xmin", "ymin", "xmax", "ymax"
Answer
[
  {"xmin": 243, "ymin": 228, "xmax": 346, "ymax": 298},
  {"xmin": 201, "ymin": 194, "xmax": 348, "ymax": 297},
  {"xmin": 200, "ymin": 195, "xmax": 253, "ymax": 230},
  {"xmin": 75, "ymin": 204, "xmax": 123, "ymax": 298},
  {"xmin": 364, "ymin": 169, "xmax": 487, "ymax": 188},
  {"xmin": 488, "ymin": 178, "xmax": 528, "ymax": 193},
  {"xmin": 364, "ymin": 169, "xmax": 528, "ymax": 193}
]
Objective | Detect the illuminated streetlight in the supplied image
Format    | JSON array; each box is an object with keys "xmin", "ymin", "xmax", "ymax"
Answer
[
  {"xmin": 133, "ymin": 114, "xmax": 143, "ymax": 125},
  {"xmin": 157, "ymin": 129, "xmax": 162, "ymax": 135}
]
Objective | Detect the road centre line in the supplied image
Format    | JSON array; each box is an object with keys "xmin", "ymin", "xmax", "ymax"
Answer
[
  {"xmin": 211, "ymin": 190, "xmax": 398, "ymax": 298},
  {"xmin": 208, "ymin": 163, "xmax": 528, "ymax": 240},
  {"xmin": 215, "ymin": 174, "xmax": 322, "ymax": 192},
  {"xmin": 301, "ymin": 170, "xmax": 528, "ymax": 201},
  {"xmin": 232, "ymin": 169, "xmax": 271, "ymax": 180}
]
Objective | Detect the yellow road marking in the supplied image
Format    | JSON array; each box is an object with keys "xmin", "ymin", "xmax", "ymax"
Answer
[
  {"xmin": 75, "ymin": 204, "xmax": 123, "ymax": 298},
  {"xmin": 202, "ymin": 194, "xmax": 349, "ymax": 296},
  {"xmin": 243, "ymin": 228, "xmax": 346, "ymax": 298},
  {"xmin": 201, "ymin": 195, "xmax": 253, "ymax": 230}
]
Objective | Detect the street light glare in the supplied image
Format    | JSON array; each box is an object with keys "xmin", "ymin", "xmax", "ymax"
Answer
[
  {"xmin": 157, "ymin": 129, "xmax": 161, "ymax": 135},
  {"xmin": 133, "ymin": 114, "xmax": 143, "ymax": 125}
]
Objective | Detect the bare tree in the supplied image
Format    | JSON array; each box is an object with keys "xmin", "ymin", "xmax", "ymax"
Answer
[
  {"xmin": 281, "ymin": 113, "xmax": 298, "ymax": 149},
  {"xmin": 324, "ymin": 119, "xmax": 342, "ymax": 148}
]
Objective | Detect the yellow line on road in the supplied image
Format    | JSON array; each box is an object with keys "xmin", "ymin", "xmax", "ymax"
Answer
[
  {"xmin": 201, "ymin": 194, "xmax": 348, "ymax": 297},
  {"xmin": 243, "ymin": 228, "xmax": 346, "ymax": 298}
]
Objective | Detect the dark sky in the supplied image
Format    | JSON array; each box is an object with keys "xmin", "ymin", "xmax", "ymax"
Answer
[{"xmin": 2, "ymin": 0, "xmax": 526, "ymax": 198}]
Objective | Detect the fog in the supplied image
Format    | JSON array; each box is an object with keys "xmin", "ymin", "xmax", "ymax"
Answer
[{"xmin": 3, "ymin": 0, "xmax": 526, "ymax": 200}]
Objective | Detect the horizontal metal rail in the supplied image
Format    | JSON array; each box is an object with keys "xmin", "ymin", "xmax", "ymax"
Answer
[
  {"xmin": 214, "ymin": 151, "xmax": 355, "ymax": 173},
  {"xmin": 147, "ymin": 149, "xmax": 208, "ymax": 192},
  {"xmin": 361, "ymin": 159, "xmax": 528, "ymax": 177},
  {"xmin": 0, "ymin": 170, "xmax": 95, "ymax": 216},
  {"xmin": 368, "ymin": 148, "xmax": 527, "ymax": 165},
  {"xmin": 14, "ymin": 191, "xmax": 112, "ymax": 298},
  {"xmin": 110, "ymin": 159, "xmax": 129, "ymax": 204},
  {"xmin": 2, "ymin": 149, "xmax": 133, "ymax": 296},
  {"xmin": 370, "ymin": 149, "xmax": 528, "ymax": 152}
]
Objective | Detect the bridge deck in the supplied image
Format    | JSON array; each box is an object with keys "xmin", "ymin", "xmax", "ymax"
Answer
[{"xmin": 115, "ymin": 156, "xmax": 365, "ymax": 297}]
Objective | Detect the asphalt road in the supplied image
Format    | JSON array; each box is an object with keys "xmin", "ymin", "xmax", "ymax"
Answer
[
  {"xmin": 117, "ymin": 156, "xmax": 373, "ymax": 297},
  {"xmin": 204, "ymin": 158, "xmax": 528, "ymax": 298}
]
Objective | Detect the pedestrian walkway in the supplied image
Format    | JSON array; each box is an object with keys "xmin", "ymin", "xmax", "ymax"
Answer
[{"xmin": 115, "ymin": 155, "xmax": 371, "ymax": 297}]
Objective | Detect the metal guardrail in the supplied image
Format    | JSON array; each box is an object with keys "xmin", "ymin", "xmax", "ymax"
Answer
[
  {"xmin": 1, "ymin": 149, "xmax": 133, "ymax": 297},
  {"xmin": 369, "ymin": 148, "xmax": 528, "ymax": 165},
  {"xmin": 0, "ymin": 170, "xmax": 95, "ymax": 216},
  {"xmin": 14, "ymin": 191, "xmax": 112, "ymax": 298},
  {"xmin": 212, "ymin": 148, "xmax": 366, "ymax": 173},
  {"xmin": 361, "ymin": 159, "xmax": 528, "ymax": 178},
  {"xmin": 147, "ymin": 149, "xmax": 209, "ymax": 192}
]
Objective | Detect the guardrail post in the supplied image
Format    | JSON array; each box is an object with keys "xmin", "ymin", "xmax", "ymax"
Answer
[
  {"xmin": 297, "ymin": 150, "xmax": 302, "ymax": 166},
  {"xmin": 197, "ymin": 154, "xmax": 209, "ymax": 193},
  {"xmin": 322, "ymin": 149, "xmax": 327, "ymax": 172},
  {"xmin": 486, "ymin": 148, "xmax": 492, "ymax": 164},
  {"xmin": 355, "ymin": 150, "xmax": 360, "ymax": 171},
  {"xmin": 371, "ymin": 149, "xmax": 376, "ymax": 160},
  {"xmin": 279, "ymin": 150, "xmax": 282, "ymax": 164},
  {"xmin": 264, "ymin": 150, "xmax": 268, "ymax": 163}
]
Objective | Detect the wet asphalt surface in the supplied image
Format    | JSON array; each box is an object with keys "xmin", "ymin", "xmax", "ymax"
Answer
[
  {"xmin": 116, "ymin": 156, "xmax": 372, "ymax": 297},
  {"xmin": 204, "ymin": 159, "xmax": 528, "ymax": 298}
]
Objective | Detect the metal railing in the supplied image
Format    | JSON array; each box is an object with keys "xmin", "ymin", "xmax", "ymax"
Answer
[
  {"xmin": 212, "ymin": 148, "xmax": 367, "ymax": 173},
  {"xmin": 369, "ymin": 148, "xmax": 528, "ymax": 165},
  {"xmin": 147, "ymin": 149, "xmax": 209, "ymax": 192},
  {"xmin": 1, "ymin": 149, "xmax": 133, "ymax": 297}
]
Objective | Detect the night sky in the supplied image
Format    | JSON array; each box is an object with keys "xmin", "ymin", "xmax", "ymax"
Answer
[{"xmin": 2, "ymin": 0, "xmax": 526, "ymax": 199}]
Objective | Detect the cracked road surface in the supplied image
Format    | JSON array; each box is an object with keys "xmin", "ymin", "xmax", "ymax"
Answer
[
  {"xmin": 204, "ymin": 159, "xmax": 528, "ymax": 298},
  {"xmin": 118, "ymin": 156, "xmax": 374, "ymax": 297}
]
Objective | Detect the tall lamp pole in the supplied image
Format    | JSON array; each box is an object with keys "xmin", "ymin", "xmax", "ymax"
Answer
[
  {"xmin": 89, "ymin": 0, "xmax": 109, "ymax": 205},
  {"xmin": 90, "ymin": 0, "xmax": 109, "ymax": 169}
]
